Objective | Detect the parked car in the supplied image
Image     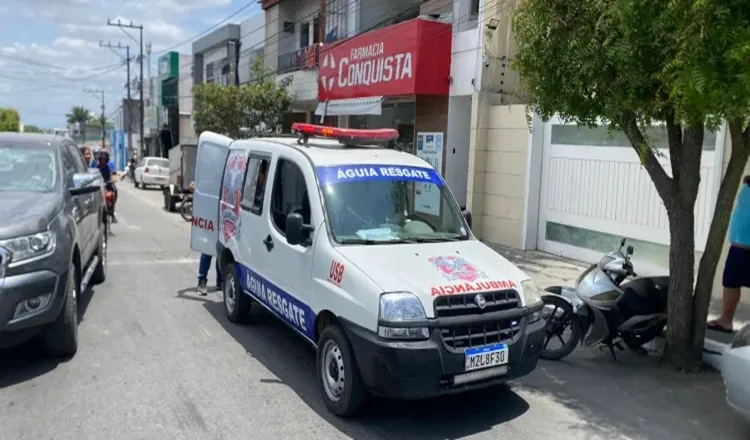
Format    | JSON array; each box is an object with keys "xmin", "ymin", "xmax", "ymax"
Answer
[
  {"xmin": 134, "ymin": 156, "xmax": 170, "ymax": 190},
  {"xmin": 191, "ymin": 124, "xmax": 545, "ymax": 417},
  {"xmin": 0, "ymin": 133, "xmax": 108, "ymax": 357},
  {"xmin": 723, "ymin": 324, "xmax": 750, "ymax": 423}
]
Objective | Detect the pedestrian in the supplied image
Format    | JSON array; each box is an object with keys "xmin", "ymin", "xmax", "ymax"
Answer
[
  {"xmin": 707, "ymin": 175, "xmax": 750, "ymax": 333},
  {"xmin": 80, "ymin": 146, "xmax": 92, "ymax": 165},
  {"xmin": 197, "ymin": 255, "xmax": 223, "ymax": 296}
]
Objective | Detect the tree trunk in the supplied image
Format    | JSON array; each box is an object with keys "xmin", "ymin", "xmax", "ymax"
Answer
[
  {"xmin": 662, "ymin": 205, "xmax": 699, "ymax": 370},
  {"xmin": 690, "ymin": 120, "xmax": 750, "ymax": 359}
]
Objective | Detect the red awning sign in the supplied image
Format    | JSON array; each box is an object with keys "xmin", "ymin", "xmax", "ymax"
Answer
[
  {"xmin": 320, "ymin": 42, "xmax": 413, "ymax": 93},
  {"xmin": 318, "ymin": 18, "xmax": 452, "ymax": 101}
]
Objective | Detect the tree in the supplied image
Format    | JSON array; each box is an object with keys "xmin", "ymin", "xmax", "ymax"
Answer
[
  {"xmin": 23, "ymin": 124, "xmax": 44, "ymax": 133},
  {"xmin": 66, "ymin": 106, "xmax": 91, "ymax": 143},
  {"xmin": 512, "ymin": 0, "xmax": 750, "ymax": 370},
  {"xmin": 0, "ymin": 108, "xmax": 21, "ymax": 132},
  {"xmin": 193, "ymin": 56, "xmax": 292, "ymax": 138}
]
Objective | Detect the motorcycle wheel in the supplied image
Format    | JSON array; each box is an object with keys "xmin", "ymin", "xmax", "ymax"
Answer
[
  {"xmin": 539, "ymin": 294, "xmax": 582, "ymax": 361},
  {"xmin": 180, "ymin": 201, "xmax": 193, "ymax": 222}
]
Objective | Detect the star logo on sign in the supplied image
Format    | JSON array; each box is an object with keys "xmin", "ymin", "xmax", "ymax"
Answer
[{"xmin": 320, "ymin": 53, "xmax": 336, "ymax": 91}]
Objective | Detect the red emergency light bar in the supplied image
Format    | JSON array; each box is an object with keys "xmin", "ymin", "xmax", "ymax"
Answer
[{"xmin": 291, "ymin": 123, "xmax": 399, "ymax": 144}]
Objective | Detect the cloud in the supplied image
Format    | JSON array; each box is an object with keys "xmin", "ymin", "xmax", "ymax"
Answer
[{"xmin": 0, "ymin": 0, "xmax": 236, "ymax": 127}]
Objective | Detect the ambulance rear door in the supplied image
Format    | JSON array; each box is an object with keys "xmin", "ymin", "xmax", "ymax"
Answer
[{"xmin": 190, "ymin": 131, "xmax": 233, "ymax": 256}]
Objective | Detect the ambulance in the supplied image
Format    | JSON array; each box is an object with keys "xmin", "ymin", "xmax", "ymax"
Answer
[{"xmin": 190, "ymin": 123, "xmax": 545, "ymax": 417}]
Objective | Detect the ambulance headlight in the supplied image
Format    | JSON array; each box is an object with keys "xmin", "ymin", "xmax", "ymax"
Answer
[
  {"xmin": 377, "ymin": 292, "xmax": 429, "ymax": 340},
  {"xmin": 521, "ymin": 280, "xmax": 544, "ymax": 323}
]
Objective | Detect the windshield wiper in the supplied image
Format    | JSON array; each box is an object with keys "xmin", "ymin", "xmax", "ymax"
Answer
[
  {"xmin": 339, "ymin": 238, "xmax": 416, "ymax": 245},
  {"xmin": 410, "ymin": 236, "xmax": 462, "ymax": 242}
]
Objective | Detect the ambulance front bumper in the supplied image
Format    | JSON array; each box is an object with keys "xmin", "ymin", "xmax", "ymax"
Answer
[{"xmin": 340, "ymin": 303, "xmax": 545, "ymax": 400}]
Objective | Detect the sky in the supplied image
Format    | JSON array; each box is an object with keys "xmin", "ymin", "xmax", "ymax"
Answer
[{"xmin": 0, "ymin": 0, "xmax": 262, "ymax": 129}]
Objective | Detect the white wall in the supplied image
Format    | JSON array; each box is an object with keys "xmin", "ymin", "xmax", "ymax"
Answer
[
  {"xmin": 239, "ymin": 13, "xmax": 266, "ymax": 83},
  {"xmin": 450, "ymin": 28, "xmax": 480, "ymax": 97},
  {"xmin": 445, "ymin": 95, "xmax": 472, "ymax": 207},
  {"xmin": 178, "ymin": 54, "xmax": 193, "ymax": 115}
]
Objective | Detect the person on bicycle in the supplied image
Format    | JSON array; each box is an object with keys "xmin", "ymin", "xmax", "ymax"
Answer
[{"xmin": 94, "ymin": 150, "xmax": 118, "ymax": 223}]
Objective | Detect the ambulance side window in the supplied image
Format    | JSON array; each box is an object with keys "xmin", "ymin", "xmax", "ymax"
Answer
[
  {"xmin": 270, "ymin": 158, "xmax": 310, "ymax": 235},
  {"xmin": 240, "ymin": 155, "xmax": 270, "ymax": 215}
]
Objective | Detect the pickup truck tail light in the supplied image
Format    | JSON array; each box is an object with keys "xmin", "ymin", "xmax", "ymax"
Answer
[{"xmin": 144, "ymin": 167, "xmax": 149, "ymax": 173}]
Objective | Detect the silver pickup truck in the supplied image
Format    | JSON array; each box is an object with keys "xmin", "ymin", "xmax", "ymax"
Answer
[{"xmin": 0, "ymin": 133, "xmax": 108, "ymax": 357}]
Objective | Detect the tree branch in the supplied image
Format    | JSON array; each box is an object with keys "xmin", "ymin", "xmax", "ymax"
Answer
[{"xmin": 619, "ymin": 112, "xmax": 674, "ymax": 204}]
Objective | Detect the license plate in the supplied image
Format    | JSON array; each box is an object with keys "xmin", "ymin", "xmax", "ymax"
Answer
[{"xmin": 464, "ymin": 343, "xmax": 508, "ymax": 371}]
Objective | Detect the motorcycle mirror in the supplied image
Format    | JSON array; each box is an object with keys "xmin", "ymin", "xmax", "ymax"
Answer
[
  {"xmin": 627, "ymin": 245, "xmax": 634, "ymax": 255},
  {"xmin": 620, "ymin": 238, "xmax": 626, "ymax": 248}
]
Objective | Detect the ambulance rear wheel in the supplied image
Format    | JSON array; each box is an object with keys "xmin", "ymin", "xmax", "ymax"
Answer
[
  {"xmin": 223, "ymin": 264, "xmax": 251, "ymax": 324},
  {"xmin": 317, "ymin": 324, "xmax": 367, "ymax": 417}
]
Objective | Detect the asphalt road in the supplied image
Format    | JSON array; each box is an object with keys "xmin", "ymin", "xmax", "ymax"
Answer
[{"xmin": 0, "ymin": 181, "xmax": 747, "ymax": 440}]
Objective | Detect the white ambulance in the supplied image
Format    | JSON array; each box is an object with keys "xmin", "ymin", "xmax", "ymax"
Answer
[{"xmin": 190, "ymin": 123, "xmax": 545, "ymax": 417}]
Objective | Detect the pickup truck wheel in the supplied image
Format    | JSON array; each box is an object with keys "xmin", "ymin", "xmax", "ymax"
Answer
[
  {"xmin": 90, "ymin": 223, "xmax": 107, "ymax": 285},
  {"xmin": 223, "ymin": 264, "xmax": 252, "ymax": 323},
  {"xmin": 42, "ymin": 262, "xmax": 79, "ymax": 357},
  {"xmin": 317, "ymin": 325, "xmax": 368, "ymax": 417}
]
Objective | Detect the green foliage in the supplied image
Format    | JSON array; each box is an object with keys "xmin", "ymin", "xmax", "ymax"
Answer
[
  {"xmin": 512, "ymin": 0, "xmax": 750, "ymax": 368},
  {"xmin": 23, "ymin": 124, "xmax": 43, "ymax": 133},
  {"xmin": 192, "ymin": 57, "xmax": 293, "ymax": 138},
  {"xmin": 66, "ymin": 105, "xmax": 92, "ymax": 143},
  {"xmin": 66, "ymin": 105, "xmax": 91, "ymax": 126},
  {"xmin": 512, "ymin": 0, "xmax": 750, "ymax": 131},
  {"xmin": 0, "ymin": 108, "xmax": 21, "ymax": 132}
]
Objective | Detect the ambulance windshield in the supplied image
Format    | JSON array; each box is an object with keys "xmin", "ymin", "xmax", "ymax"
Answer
[{"xmin": 316, "ymin": 164, "xmax": 469, "ymax": 244}]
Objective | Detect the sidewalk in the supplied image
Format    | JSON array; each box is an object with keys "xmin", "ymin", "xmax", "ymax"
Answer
[{"xmin": 487, "ymin": 243, "xmax": 750, "ymax": 346}]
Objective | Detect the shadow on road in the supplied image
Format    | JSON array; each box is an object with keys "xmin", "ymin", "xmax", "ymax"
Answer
[
  {"xmin": 515, "ymin": 350, "xmax": 749, "ymax": 439},
  {"xmin": 202, "ymin": 300, "xmax": 530, "ymax": 439},
  {"xmin": 0, "ymin": 286, "xmax": 98, "ymax": 390}
]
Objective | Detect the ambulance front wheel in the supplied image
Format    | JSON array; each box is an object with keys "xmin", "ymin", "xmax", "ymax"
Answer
[{"xmin": 317, "ymin": 324, "xmax": 368, "ymax": 417}]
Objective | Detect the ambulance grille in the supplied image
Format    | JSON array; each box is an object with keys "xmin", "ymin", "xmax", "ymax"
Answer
[
  {"xmin": 434, "ymin": 290, "xmax": 521, "ymax": 350},
  {"xmin": 440, "ymin": 321, "xmax": 520, "ymax": 350},
  {"xmin": 433, "ymin": 290, "xmax": 520, "ymax": 318}
]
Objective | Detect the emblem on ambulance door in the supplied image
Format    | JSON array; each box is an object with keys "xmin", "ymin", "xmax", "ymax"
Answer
[{"xmin": 429, "ymin": 256, "xmax": 487, "ymax": 283}]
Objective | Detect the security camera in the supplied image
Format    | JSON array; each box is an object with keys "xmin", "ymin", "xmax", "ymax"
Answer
[{"xmin": 483, "ymin": 55, "xmax": 489, "ymax": 68}]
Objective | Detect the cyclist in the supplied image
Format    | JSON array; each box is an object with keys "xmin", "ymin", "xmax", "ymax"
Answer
[{"xmin": 95, "ymin": 149, "xmax": 118, "ymax": 223}]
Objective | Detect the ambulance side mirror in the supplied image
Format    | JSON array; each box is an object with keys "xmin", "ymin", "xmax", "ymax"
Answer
[
  {"xmin": 286, "ymin": 213, "xmax": 313, "ymax": 246},
  {"xmin": 461, "ymin": 208, "xmax": 472, "ymax": 229}
]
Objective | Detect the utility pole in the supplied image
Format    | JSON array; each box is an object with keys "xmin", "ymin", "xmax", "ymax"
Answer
[
  {"xmin": 84, "ymin": 88, "xmax": 105, "ymax": 149},
  {"xmin": 107, "ymin": 19, "xmax": 144, "ymax": 158},
  {"xmin": 99, "ymin": 41, "xmax": 132, "ymax": 160}
]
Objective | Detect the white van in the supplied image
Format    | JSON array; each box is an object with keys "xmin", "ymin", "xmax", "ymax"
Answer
[{"xmin": 191, "ymin": 123, "xmax": 546, "ymax": 417}]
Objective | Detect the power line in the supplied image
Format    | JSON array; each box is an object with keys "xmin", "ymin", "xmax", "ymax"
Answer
[
  {"xmin": 83, "ymin": 88, "xmax": 106, "ymax": 148},
  {"xmin": 108, "ymin": 19, "xmax": 145, "ymax": 156},
  {"xmin": 173, "ymin": 0, "xmax": 501, "ymax": 94},
  {"xmin": 3, "ymin": 64, "xmax": 124, "ymax": 94},
  {"xmin": 151, "ymin": 1, "xmax": 258, "ymax": 56},
  {"xmin": 99, "ymin": 40, "xmax": 134, "ymax": 153}
]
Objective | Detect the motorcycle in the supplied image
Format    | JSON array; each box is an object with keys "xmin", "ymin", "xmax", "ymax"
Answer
[
  {"xmin": 180, "ymin": 193, "xmax": 193, "ymax": 222},
  {"xmin": 104, "ymin": 189, "xmax": 116, "ymax": 224},
  {"xmin": 540, "ymin": 239, "xmax": 669, "ymax": 361}
]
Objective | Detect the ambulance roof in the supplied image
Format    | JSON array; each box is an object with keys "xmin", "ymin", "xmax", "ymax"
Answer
[{"xmin": 239, "ymin": 136, "xmax": 432, "ymax": 170}]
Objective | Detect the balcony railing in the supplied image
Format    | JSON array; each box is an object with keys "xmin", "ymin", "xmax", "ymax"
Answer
[{"xmin": 277, "ymin": 44, "xmax": 320, "ymax": 74}]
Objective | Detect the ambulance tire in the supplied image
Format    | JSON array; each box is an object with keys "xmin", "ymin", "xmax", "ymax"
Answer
[
  {"xmin": 317, "ymin": 324, "xmax": 368, "ymax": 417},
  {"xmin": 223, "ymin": 264, "xmax": 251, "ymax": 324}
]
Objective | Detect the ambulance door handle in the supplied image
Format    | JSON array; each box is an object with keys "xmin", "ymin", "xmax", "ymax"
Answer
[{"xmin": 263, "ymin": 235, "xmax": 274, "ymax": 251}]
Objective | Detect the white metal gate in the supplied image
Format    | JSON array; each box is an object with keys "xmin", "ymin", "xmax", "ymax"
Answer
[{"xmin": 537, "ymin": 116, "xmax": 725, "ymax": 269}]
